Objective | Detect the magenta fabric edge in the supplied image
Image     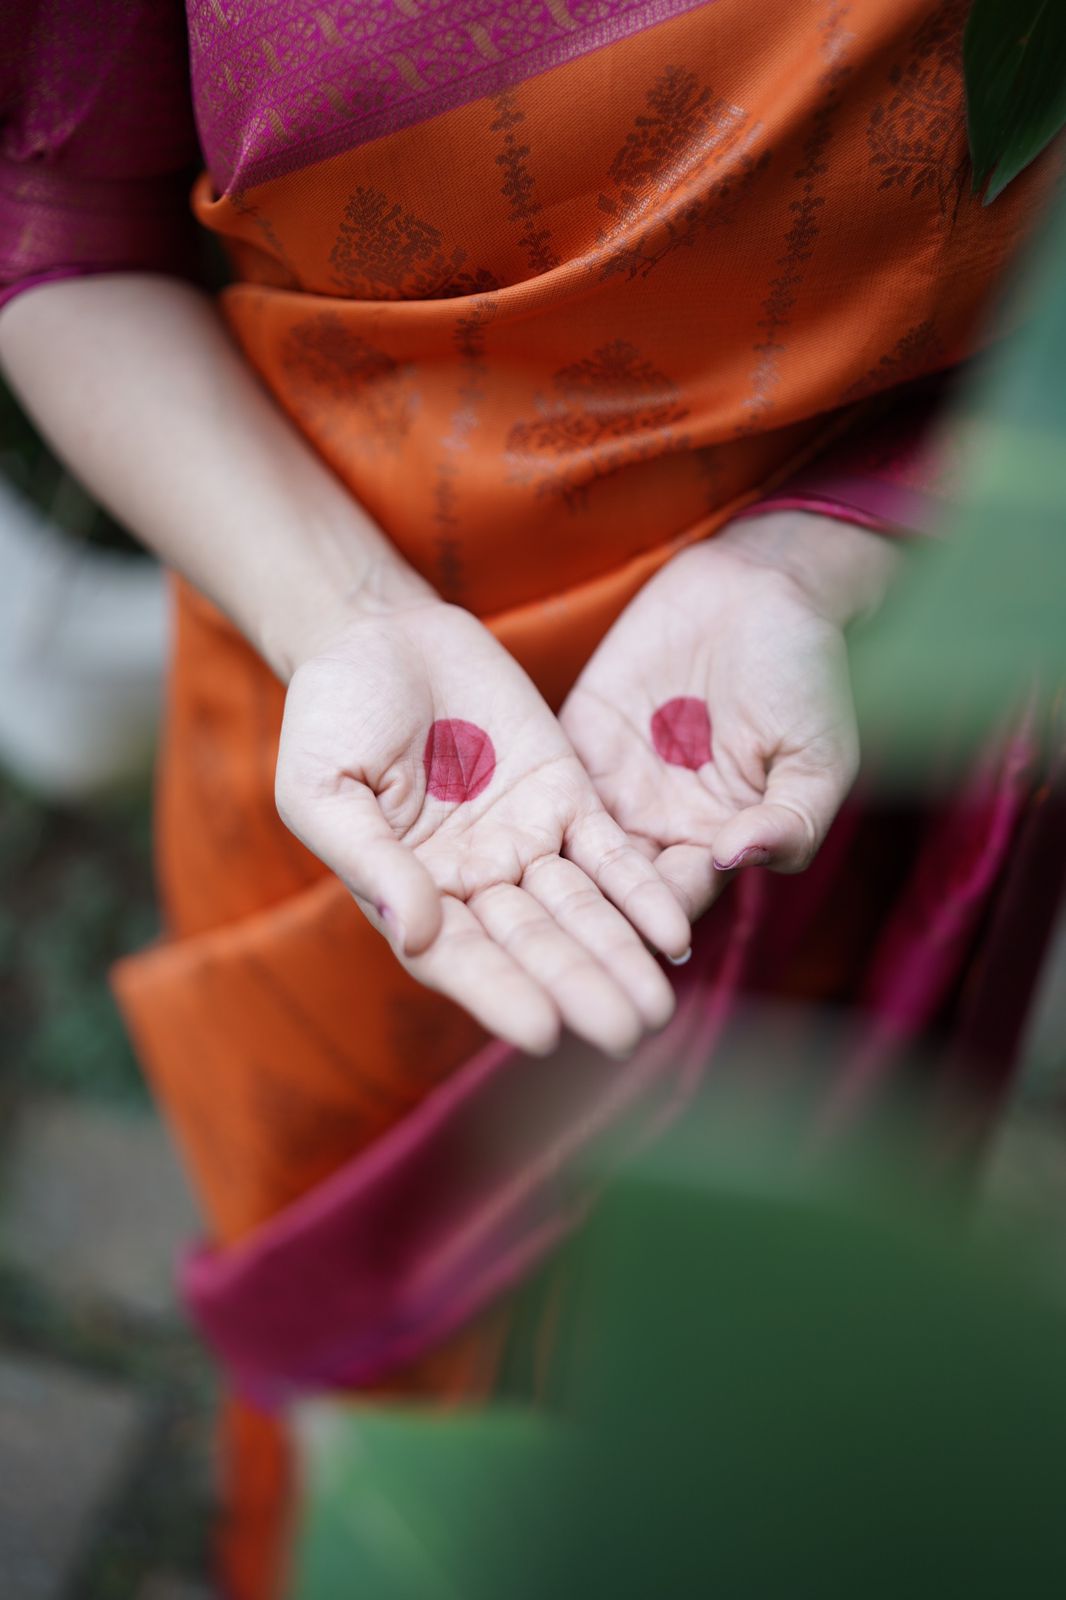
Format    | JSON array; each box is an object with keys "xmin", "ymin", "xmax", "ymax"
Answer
[
  {"xmin": 736, "ymin": 483, "xmax": 947, "ymax": 539},
  {"xmin": 178, "ymin": 1026, "xmax": 526, "ymax": 1385},
  {"xmin": 216, "ymin": 0, "xmax": 717, "ymax": 196},
  {"xmin": 255, "ymin": 930, "xmax": 739, "ymax": 1401},
  {"xmin": 822, "ymin": 715, "xmax": 1041, "ymax": 1130},
  {"xmin": 0, "ymin": 265, "xmax": 102, "ymax": 312},
  {"xmin": 0, "ymin": 263, "xmax": 205, "ymax": 312},
  {"xmin": 201, "ymin": 1032, "xmax": 519, "ymax": 1261},
  {"xmin": 179, "ymin": 1013, "xmax": 626, "ymax": 1400},
  {"xmin": 175, "ymin": 715, "xmax": 1046, "ymax": 1407},
  {"xmin": 202, "ymin": 1204, "xmax": 582, "ymax": 1410},
  {"xmin": 178, "ymin": 906, "xmax": 756, "ymax": 1404},
  {"xmin": 736, "ymin": 495, "xmax": 909, "ymax": 536}
]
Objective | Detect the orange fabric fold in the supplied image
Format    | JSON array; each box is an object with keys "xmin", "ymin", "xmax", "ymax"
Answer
[
  {"xmin": 107, "ymin": 6, "xmax": 1057, "ymax": 1591},
  {"xmin": 117, "ymin": 0, "xmax": 1054, "ymax": 1281}
]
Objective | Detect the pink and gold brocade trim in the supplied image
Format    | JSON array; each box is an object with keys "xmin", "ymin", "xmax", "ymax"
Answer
[{"xmin": 188, "ymin": 0, "xmax": 717, "ymax": 192}]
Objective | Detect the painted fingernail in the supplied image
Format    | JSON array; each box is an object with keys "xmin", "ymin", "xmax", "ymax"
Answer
[
  {"xmin": 378, "ymin": 904, "xmax": 406, "ymax": 949},
  {"xmin": 667, "ymin": 948, "xmax": 692, "ymax": 966},
  {"xmin": 713, "ymin": 846, "xmax": 772, "ymax": 872}
]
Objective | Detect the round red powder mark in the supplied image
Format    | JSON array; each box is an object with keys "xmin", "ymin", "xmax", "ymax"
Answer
[
  {"xmin": 650, "ymin": 697, "xmax": 713, "ymax": 770},
  {"xmin": 423, "ymin": 718, "xmax": 496, "ymax": 803}
]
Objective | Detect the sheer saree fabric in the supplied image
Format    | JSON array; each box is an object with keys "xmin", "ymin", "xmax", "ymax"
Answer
[{"xmin": 2, "ymin": 3, "xmax": 1062, "ymax": 1598}]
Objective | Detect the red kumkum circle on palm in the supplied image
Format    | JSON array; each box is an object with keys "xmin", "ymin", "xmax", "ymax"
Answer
[
  {"xmin": 423, "ymin": 718, "xmax": 496, "ymax": 803},
  {"xmin": 650, "ymin": 697, "xmax": 713, "ymax": 770}
]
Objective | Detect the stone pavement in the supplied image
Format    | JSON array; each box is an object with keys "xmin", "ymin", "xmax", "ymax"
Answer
[
  {"xmin": 2, "ymin": 1099, "xmax": 201, "ymax": 1320},
  {"xmin": 0, "ymin": 1095, "xmax": 217, "ymax": 1600},
  {"xmin": 135, "ymin": 1578, "xmax": 215, "ymax": 1600},
  {"xmin": 0, "ymin": 1353, "xmax": 143, "ymax": 1600}
]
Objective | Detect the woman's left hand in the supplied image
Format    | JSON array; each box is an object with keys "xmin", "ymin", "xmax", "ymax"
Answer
[{"xmin": 560, "ymin": 512, "xmax": 900, "ymax": 923}]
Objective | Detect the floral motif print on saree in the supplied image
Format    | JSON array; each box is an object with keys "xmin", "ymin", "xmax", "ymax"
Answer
[
  {"xmin": 329, "ymin": 184, "xmax": 501, "ymax": 298},
  {"xmin": 592, "ymin": 63, "xmax": 768, "ymax": 282},
  {"xmin": 505, "ymin": 339, "xmax": 691, "ymax": 509},
  {"xmin": 866, "ymin": 0, "xmax": 973, "ymax": 225}
]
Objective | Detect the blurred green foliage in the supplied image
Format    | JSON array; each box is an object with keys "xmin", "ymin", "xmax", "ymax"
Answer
[
  {"xmin": 0, "ymin": 374, "xmax": 156, "ymax": 1105},
  {"xmin": 0, "ymin": 374, "xmax": 138, "ymax": 551},
  {"xmin": 965, "ymin": 0, "xmax": 1066, "ymax": 203},
  {"xmin": 296, "ymin": 1408, "xmax": 553, "ymax": 1600},
  {"xmin": 852, "ymin": 178, "xmax": 1066, "ymax": 758},
  {"xmin": 290, "ymin": 1107, "xmax": 1066, "ymax": 1600},
  {"xmin": 0, "ymin": 771, "xmax": 156, "ymax": 1103}
]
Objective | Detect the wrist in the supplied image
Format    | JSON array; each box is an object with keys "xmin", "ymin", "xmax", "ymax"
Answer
[
  {"xmin": 258, "ymin": 545, "xmax": 439, "ymax": 682},
  {"xmin": 715, "ymin": 510, "xmax": 901, "ymax": 628}
]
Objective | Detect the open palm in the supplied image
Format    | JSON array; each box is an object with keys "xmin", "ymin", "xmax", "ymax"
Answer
[
  {"xmin": 560, "ymin": 530, "xmax": 869, "ymax": 922},
  {"xmin": 277, "ymin": 597, "xmax": 691, "ymax": 1057}
]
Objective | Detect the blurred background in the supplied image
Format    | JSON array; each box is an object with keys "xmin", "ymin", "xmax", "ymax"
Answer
[
  {"xmin": 3, "ymin": 8, "xmax": 1066, "ymax": 1594},
  {"xmin": 0, "ymin": 375, "xmax": 217, "ymax": 1600},
  {"xmin": 3, "ymin": 311, "xmax": 1065, "ymax": 1596}
]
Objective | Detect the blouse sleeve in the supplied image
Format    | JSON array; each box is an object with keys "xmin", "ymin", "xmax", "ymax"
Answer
[
  {"xmin": 739, "ymin": 373, "xmax": 967, "ymax": 540},
  {"xmin": 0, "ymin": 1, "xmax": 203, "ymax": 311}
]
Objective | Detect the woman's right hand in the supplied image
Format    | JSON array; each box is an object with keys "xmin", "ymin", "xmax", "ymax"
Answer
[
  {"xmin": 0, "ymin": 281, "xmax": 688, "ymax": 1055},
  {"xmin": 275, "ymin": 580, "xmax": 692, "ymax": 1058}
]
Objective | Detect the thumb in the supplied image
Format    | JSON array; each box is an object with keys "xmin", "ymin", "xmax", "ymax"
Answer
[
  {"xmin": 276, "ymin": 780, "xmax": 443, "ymax": 954},
  {"xmin": 711, "ymin": 752, "xmax": 857, "ymax": 876}
]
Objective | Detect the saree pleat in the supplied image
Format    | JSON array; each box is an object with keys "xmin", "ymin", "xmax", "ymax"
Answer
[{"xmin": 82, "ymin": 2, "xmax": 1060, "ymax": 1594}]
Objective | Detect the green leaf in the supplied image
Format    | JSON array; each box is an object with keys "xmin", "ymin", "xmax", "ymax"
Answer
[
  {"xmin": 965, "ymin": 0, "xmax": 1066, "ymax": 202},
  {"xmin": 290, "ymin": 1111, "xmax": 1066, "ymax": 1600},
  {"xmin": 291, "ymin": 1408, "xmax": 556, "ymax": 1600},
  {"xmin": 851, "ymin": 184, "xmax": 1066, "ymax": 758}
]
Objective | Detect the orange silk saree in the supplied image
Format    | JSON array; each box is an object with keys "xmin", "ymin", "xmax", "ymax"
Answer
[
  {"xmin": 6, "ymin": 1, "xmax": 1052, "ymax": 1594},
  {"xmin": 116, "ymin": 0, "xmax": 1051, "ymax": 1247}
]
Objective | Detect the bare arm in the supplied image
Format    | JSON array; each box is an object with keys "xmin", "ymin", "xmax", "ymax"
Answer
[
  {"xmin": 0, "ymin": 273, "xmax": 690, "ymax": 1053},
  {"xmin": 0, "ymin": 273, "xmax": 430, "ymax": 680}
]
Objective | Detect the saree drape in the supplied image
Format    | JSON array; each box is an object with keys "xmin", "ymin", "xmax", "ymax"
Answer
[
  {"xmin": 3, "ymin": 4, "xmax": 1062, "ymax": 1597},
  {"xmin": 113, "ymin": 0, "xmax": 1061, "ymax": 1248}
]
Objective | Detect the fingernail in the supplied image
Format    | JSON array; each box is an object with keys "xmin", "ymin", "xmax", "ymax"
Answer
[
  {"xmin": 378, "ymin": 904, "xmax": 406, "ymax": 950},
  {"xmin": 667, "ymin": 948, "xmax": 692, "ymax": 967},
  {"xmin": 713, "ymin": 846, "xmax": 772, "ymax": 872}
]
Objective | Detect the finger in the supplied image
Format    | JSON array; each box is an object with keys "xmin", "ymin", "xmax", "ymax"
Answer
[
  {"xmin": 275, "ymin": 777, "xmax": 442, "ymax": 955},
  {"xmin": 565, "ymin": 809, "xmax": 692, "ymax": 961},
  {"xmin": 522, "ymin": 855, "xmax": 676, "ymax": 1031},
  {"xmin": 653, "ymin": 843, "xmax": 729, "ymax": 924},
  {"xmin": 471, "ymin": 881, "xmax": 647, "ymax": 1057},
  {"xmin": 406, "ymin": 896, "xmax": 561, "ymax": 1056},
  {"xmin": 710, "ymin": 745, "xmax": 859, "ymax": 876},
  {"xmin": 627, "ymin": 833, "xmax": 661, "ymax": 862}
]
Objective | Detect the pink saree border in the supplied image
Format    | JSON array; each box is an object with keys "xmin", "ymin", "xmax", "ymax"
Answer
[
  {"xmin": 181, "ymin": 875, "xmax": 760, "ymax": 1405},
  {"xmin": 178, "ymin": 704, "xmax": 1057, "ymax": 1406},
  {"xmin": 738, "ymin": 483, "xmax": 945, "ymax": 538},
  {"xmin": 188, "ymin": 1, "xmax": 718, "ymax": 194}
]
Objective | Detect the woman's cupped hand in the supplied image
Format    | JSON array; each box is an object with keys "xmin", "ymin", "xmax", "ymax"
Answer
[
  {"xmin": 275, "ymin": 584, "xmax": 692, "ymax": 1058},
  {"xmin": 560, "ymin": 512, "xmax": 900, "ymax": 924}
]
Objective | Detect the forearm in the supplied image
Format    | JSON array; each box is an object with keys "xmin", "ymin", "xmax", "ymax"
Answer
[{"xmin": 0, "ymin": 274, "xmax": 432, "ymax": 679}]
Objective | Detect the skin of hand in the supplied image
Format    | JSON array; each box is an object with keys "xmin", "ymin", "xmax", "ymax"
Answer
[
  {"xmin": 560, "ymin": 511, "xmax": 901, "ymax": 923},
  {"xmin": 0, "ymin": 275, "xmax": 689, "ymax": 1058},
  {"xmin": 278, "ymin": 577, "xmax": 691, "ymax": 1058}
]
